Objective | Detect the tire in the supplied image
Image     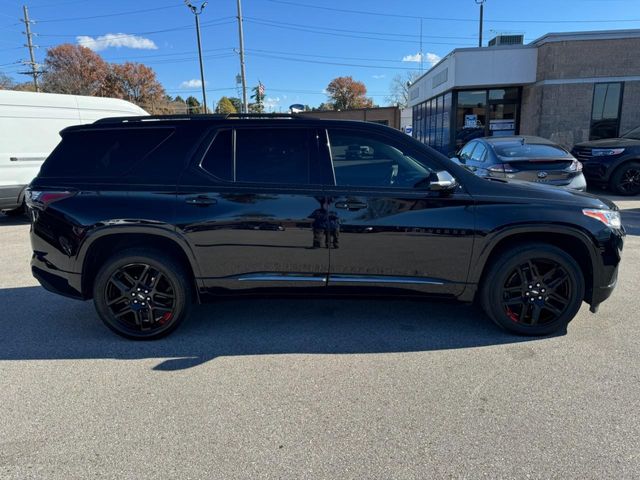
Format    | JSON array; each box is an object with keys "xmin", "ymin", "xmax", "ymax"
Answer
[
  {"xmin": 609, "ymin": 161, "xmax": 640, "ymax": 196},
  {"xmin": 3, "ymin": 202, "xmax": 25, "ymax": 217},
  {"xmin": 93, "ymin": 248, "xmax": 193, "ymax": 340},
  {"xmin": 480, "ymin": 243, "xmax": 585, "ymax": 336}
]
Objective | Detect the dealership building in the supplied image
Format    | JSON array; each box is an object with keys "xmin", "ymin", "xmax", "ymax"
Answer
[{"xmin": 408, "ymin": 29, "xmax": 640, "ymax": 154}]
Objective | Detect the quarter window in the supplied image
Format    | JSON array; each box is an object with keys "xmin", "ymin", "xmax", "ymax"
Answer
[{"xmin": 200, "ymin": 129, "xmax": 232, "ymax": 181}]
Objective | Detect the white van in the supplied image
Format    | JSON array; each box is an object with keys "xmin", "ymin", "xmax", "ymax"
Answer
[{"xmin": 0, "ymin": 90, "xmax": 147, "ymax": 213}]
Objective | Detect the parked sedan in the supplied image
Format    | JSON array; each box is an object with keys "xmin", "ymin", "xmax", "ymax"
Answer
[
  {"xmin": 572, "ymin": 125, "xmax": 640, "ymax": 195},
  {"xmin": 452, "ymin": 136, "xmax": 587, "ymax": 191}
]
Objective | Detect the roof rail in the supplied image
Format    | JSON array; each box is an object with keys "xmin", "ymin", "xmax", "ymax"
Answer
[{"xmin": 93, "ymin": 112, "xmax": 309, "ymax": 124}]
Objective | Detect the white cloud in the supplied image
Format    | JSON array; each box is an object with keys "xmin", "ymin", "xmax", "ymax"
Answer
[
  {"xmin": 402, "ymin": 52, "xmax": 441, "ymax": 66},
  {"xmin": 77, "ymin": 33, "xmax": 158, "ymax": 52},
  {"xmin": 180, "ymin": 79, "xmax": 207, "ymax": 89},
  {"xmin": 264, "ymin": 96, "xmax": 281, "ymax": 111},
  {"xmin": 372, "ymin": 74, "xmax": 386, "ymax": 79}
]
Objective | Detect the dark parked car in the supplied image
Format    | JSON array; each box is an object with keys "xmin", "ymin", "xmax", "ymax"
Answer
[
  {"xmin": 27, "ymin": 114, "xmax": 624, "ymax": 339},
  {"xmin": 572, "ymin": 125, "xmax": 640, "ymax": 195},
  {"xmin": 452, "ymin": 136, "xmax": 587, "ymax": 191}
]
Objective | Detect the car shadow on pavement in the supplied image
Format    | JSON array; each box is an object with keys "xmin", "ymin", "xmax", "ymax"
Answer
[
  {"xmin": 0, "ymin": 214, "xmax": 30, "ymax": 226},
  {"xmin": 0, "ymin": 286, "xmax": 556, "ymax": 370}
]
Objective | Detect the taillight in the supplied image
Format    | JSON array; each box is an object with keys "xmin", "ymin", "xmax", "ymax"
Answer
[
  {"xmin": 487, "ymin": 163, "xmax": 518, "ymax": 173},
  {"xmin": 27, "ymin": 190, "xmax": 76, "ymax": 209}
]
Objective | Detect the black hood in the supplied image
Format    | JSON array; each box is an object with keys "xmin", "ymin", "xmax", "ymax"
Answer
[
  {"xmin": 575, "ymin": 138, "xmax": 640, "ymax": 148},
  {"xmin": 470, "ymin": 177, "xmax": 617, "ymax": 210}
]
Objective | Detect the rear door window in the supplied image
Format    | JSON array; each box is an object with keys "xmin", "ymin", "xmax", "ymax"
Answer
[
  {"xmin": 40, "ymin": 128, "xmax": 173, "ymax": 178},
  {"xmin": 470, "ymin": 143, "xmax": 487, "ymax": 162}
]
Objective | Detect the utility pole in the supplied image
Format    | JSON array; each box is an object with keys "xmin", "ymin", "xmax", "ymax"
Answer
[
  {"xmin": 236, "ymin": 0, "xmax": 248, "ymax": 113},
  {"xmin": 21, "ymin": 5, "xmax": 40, "ymax": 92},
  {"xmin": 185, "ymin": 1, "xmax": 208, "ymax": 113},
  {"xmin": 419, "ymin": 18, "xmax": 424, "ymax": 73},
  {"xmin": 475, "ymin": 0, "xmax": 486, "ymax": 48}
]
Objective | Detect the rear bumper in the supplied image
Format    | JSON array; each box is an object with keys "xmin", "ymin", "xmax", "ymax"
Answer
[
  {"xmin": 0, "ymin": 184, "xmax": 26, "ymax": 211},
  {"xmin": 31, "ymin": 254, "xmax": 83, "ymax": 300}
]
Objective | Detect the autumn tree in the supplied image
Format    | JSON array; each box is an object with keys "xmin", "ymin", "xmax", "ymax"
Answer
[
  {"xmin": 325, "ymin": 76, "xmax": 374, "ymax": 110},
  {"xmin": 386, "ymin": 71, "xmax": 420, "ymax": 108},
  {"xmin": 42, "ymin": 44, "xmax": 108, "ymax": 96},
  {"xmin": 216, "ymin": 96, "xmax": 237, "ymax": 114},
  {"xmin": 106, "ymin": 62, "xmax": 165, "ymax": 111}
]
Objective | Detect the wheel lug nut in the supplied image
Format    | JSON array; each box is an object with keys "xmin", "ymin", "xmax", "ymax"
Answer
[
  {"xmin": 538, "ymin": 296, "xmax": 543, "ymax": 300},
  {"xmin": 536, "ymin": 283, "xmax": 540, "ymax": 287},
  {"xmin": 525, "ymin": 292, "xmax": 530, "ymax": 296},
  {"xmin": 528, "ymin": 285, "xmax": 532, "ymax": 289},
  {"xmin": 131, "ymin": 293, "xmax": 135, "ymax": 296},
  {"xmin": 541, "ymin": 288, "xmax": 546, "ymax": 293},
  {"xmin": 137, "ymin": 288, "xmax": 141, "ymax": 292}
]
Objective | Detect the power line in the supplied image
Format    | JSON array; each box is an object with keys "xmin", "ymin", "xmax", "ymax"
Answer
[
  {"xmin": 247, "ymin": 48, "xmax": 413, "ymax": 64},
  {"xmin": 244, "ymin": 16, "xmax": 478, "ymax": 40},
  {"xmin": 246, "ymin": 51, "xmax": 423, "ymax": 71},
  {"xmin": 265, "ymin": 0, "xmax": 640, "ymax": 24},
  {"xmin": 36, "ymin": 4, "xmax": 184, "ymax": 23},
  {"xmin": 245, "ymin": 18, "xmax": 476, "ymax": 46}
]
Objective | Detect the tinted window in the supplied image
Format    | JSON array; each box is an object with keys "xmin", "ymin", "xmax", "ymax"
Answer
[
  {"xmin": 590, "ymin": 83, "xmax": 623, "ymax": 140},
  {"xmin": 328, "ymin": 129, "xmax": 445, "ymax": 188},
  {"xmin": 494, "ymin": 143, "xmax": 570, "ymax": 159},
  {"xmin": 235, "ymin": 128, "xmax": 311, "ymax": 184},
  {"xmin": 200, "ymin": 129, "xmax": 232, "ymax": 181},
  {"xmin": 41, "ymin": 128, "xmax": 173, "ymax": 178},
  {"xmin": 470, "ymin": 142, "xmax": 487, "ymax": 162}
]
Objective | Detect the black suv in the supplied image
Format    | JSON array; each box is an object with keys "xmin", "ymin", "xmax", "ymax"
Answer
[
  {"xmin": 572, "ymin": 125, "xmax": 640, "ymax": 195},
  {"xmin": 27, "ymin": 114, "xmax": 624, "ymax": 339}
]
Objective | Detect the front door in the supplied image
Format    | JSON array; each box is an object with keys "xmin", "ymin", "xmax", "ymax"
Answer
[
  {"xmin": 322, "ymin": 127, "xmax": 476, "ymax": 296},
  {"xmin": 176, "ymin": 125, "xmax": 332, "ymax": 292}
]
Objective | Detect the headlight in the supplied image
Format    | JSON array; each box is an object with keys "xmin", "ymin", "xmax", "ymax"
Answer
[
  {"xmin": 566, "ymin": 159, "xmax": 583, "ymax": 172},
  {"xmin": 591, "ymin": 148, "xmax": 625, "ymax": 157},
  {"xmin": 583, "ymin": 209, "xmax": 622, "ymax": 229}
]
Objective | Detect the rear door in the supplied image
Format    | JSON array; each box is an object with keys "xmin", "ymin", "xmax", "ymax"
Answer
[
  {"xmin": 322, "ymin": 127, "xmax": 476, "ymax": 296},
  {"xmin": 176, "ymin": 125, "xmax": 332, "ymax": 292}
]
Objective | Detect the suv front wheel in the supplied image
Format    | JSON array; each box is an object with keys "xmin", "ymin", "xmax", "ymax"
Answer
[
  {"xmin": 93, "ymin": 248, "xmax": 193, "ymax": 340},
  {"xmin": 480, "ymin": 244, "xmax": 585, "ymax": 336}
]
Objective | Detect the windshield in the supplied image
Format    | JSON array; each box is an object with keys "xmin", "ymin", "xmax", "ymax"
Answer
[
  {"xmin": 622, "ymin": 126, "xmax": 640, "ymax": 140},
  {"xmin": 493, "ymin": 143, "xmax": 570, "ymax": 159}
]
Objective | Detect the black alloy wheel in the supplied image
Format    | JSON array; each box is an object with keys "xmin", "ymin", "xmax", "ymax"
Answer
[
  {"xmin": 481, "ymin": 244, "xmax": 584, "ymax": 336},
  {"xmin": 93, "ymin": 249, "xmax": 192, "ymax": 339},
  {"xmin": 611, "ymin": 162, "xmax": 640, "ymax": 196}
]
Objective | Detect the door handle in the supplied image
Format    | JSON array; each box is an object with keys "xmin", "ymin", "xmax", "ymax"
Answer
[
  {"xmin": 185, "ymin": 195, "xmax": 217, "ymax": 206},
  {"xmin": 335, "ymin": 201, "xmax": 367, "ymax": 211}
]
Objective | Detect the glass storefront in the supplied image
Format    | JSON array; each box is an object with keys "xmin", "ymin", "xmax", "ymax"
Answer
[{"xmin": 413, "ymin": 87, "xmax": 521, "ymax": 155}]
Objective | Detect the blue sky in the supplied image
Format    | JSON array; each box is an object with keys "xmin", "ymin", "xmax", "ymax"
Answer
[{"xmin": 1, "ymin": 0, "xmax": 639, "ymax": 111}]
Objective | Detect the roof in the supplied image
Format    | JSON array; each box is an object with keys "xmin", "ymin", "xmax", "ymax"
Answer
[
  {"xmin": 409, "ymin": 28, "xmax": 640, "ymax": 88},
  {"xmin": 481, "ymin": 135, "xmax": 557, "ymax": 145}
]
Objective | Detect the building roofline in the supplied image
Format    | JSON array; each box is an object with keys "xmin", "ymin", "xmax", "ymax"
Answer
[{"xmin": 410, "ymin": 28, "xmax": 640, "ymax": 86}]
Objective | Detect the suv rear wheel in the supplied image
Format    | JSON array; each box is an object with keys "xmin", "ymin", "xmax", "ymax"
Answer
[
  {"xmin": 480, "ymin": 244, "xmax": 585, "ymax": 336},
  {"xmin": 610, "ymin": 161, "xmax": 640, "ymax": 196},
  {"xmin": 93, "ymin": 248, "xmax": 192, "ymax": 340}
]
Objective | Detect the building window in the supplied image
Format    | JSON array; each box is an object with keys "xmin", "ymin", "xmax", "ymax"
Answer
[{"xmin": 590, "ymin": 82, "xmax": 624, "ymax": 140}]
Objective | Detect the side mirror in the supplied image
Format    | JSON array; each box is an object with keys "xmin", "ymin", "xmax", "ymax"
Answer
[
  {"xmin": 428, "ymin": 171, "xmax": 458, "ymax": 192},
  {"xmin": 450, "ymin": 156, "xmax": 464, "ymax": 165}
]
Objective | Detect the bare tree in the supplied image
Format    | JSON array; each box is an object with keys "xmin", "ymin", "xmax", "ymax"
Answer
[
  {"xmin": 386, "ymin": 71, "xmax": 421, "ymax": 108},
  {"xmin": 0, "ymin": 73, "xmax": 15, "ymax": 90}
]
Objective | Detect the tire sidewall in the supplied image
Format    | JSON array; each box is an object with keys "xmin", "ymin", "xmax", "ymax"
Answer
[
  {"xmin": 482, "ymin": 245, "xmax": 585, "ymax": 336},
  {"xmin": 93, "ymin": 250, "xmax": 191, "ymax": 340}
]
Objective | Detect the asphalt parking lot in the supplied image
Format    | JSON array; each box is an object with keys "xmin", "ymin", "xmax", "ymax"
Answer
[{"xmin": 1, "ymin": 195, "xmax": 639, "ymax": 479}]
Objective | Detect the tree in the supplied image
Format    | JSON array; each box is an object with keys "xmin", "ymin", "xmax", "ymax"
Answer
[
  {"xmin": 250, "ymin": 83, "xmax": 265, "ymax": 113},
  {"xmin": 185, "ymin": 96, "xmax": 201, "ymax": 114},
  {"xmin": 216, "ymin": 96, "xmax": 237, "ymax": 114},
  {"xmin": 228, "ymin": 97, "xmax": 243, "ymax": 112},
  {"xmin": 42, "ymin": 44, "xmax": 108, "ymax": 96},
  {"xmin": 106, "ymin": 62, "xmax": 165, "ymax": 111},
  {"xmin": 325, "ymin": 76, "xmax": 373, "ymax": 110},
  {"xmin": 386, "ymin": 71, "xmax": 420, "ymax": 108},
  {"xmin": 0, "ymin": 73, "xmax": 14, "ymax": 90}
]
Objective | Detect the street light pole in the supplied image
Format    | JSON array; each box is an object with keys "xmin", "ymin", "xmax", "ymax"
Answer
[
  {"xmin": 236, "ymin": 0, "xmax": 248, "ymax": 113},
  {"xmin": 185, "ymin": 1, "xmax": 208, "ymax": 113},
  {"xmin": 475, "ymin": 0, "xmax": 486, "ymax": 47}
]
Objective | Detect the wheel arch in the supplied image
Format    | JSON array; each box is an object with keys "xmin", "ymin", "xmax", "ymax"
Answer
[
  {"xmin": 469, "ymin": 225, "xmax": 599, "ymax": 304},
  {"xmin": 77, "ymin": 228, "xmax": 201, "ymax": 300}
]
